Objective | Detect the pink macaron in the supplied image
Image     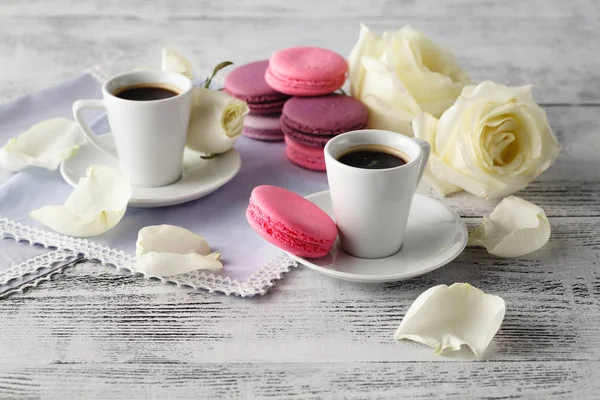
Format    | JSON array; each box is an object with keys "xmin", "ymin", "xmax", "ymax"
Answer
[
  {"xmin": 224, "ymin": 60, "xmax": 290, "ymax": 114},
  {"xmin": 243, "ymin": 114, "xmax": 284, "ymax": 141},
  {"xmin": 285, "ymin": 136, "xmax": 326, "ymax": 171},
  {"xmin": 265, "ymin": 47, "xmax": 348, "ymax": 96},
  {"xmin": 246, "ymin": 185, "xmax": 338, "ymax": 258}
]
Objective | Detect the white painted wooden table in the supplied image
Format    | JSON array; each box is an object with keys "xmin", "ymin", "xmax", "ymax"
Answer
[{"xmin": 1, "ymin": 1, "xmax": 599, "ymax": 398}]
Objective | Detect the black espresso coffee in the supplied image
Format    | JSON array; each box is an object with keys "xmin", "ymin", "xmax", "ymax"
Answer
[
  {"xmin": 337, "ymin": 145, "xmax": 407, "ymax": 169},
  {"xmin": 115, "ymin": 84, "xmax": 179, "ymax": 101}
]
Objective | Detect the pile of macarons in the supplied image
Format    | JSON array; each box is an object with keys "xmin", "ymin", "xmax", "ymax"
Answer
[{"xmin": 224, "ymin": 46, "xmax": 368, "ymax": 171}]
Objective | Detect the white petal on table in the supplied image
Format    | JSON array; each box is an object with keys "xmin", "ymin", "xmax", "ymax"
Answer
[
  {"xmin": 136, "ymin": 225, "xmax": 223, "ymax": 277},
  {"xmin": 30, "ymin": 165, "xmax": 131, "ymax": 237},
  {"xmin": 394, "ymin": 283, "xmax": 506, "ymax": 359},
  {"xmin": 468, "ymin": 196, "xmax": 551, "ymax": 257},
  {"xmin": 0, "ymin": 118, "xmax": 85, "ymax": 172}
]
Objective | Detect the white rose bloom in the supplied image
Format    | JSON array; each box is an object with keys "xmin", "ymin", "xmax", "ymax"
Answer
[
  {"xmin": 349, "ymin": 24, "xmax": 469, "ymax": 136},
  {"xmin": 413, "ymin": 81, "xmax": 560, "ymax": 199},
  {"xmin": 186, "ymin": 88, "xmax": 248, "ymax": 155}
]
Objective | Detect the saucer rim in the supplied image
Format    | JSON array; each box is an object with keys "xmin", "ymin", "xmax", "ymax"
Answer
[
  {"xmin": 59, "ymin": 133, "xmax": 242, "ymax": 208},
  {"xmin": 287, "ymin": 190, "xmax": 468, "ymax": 283}
]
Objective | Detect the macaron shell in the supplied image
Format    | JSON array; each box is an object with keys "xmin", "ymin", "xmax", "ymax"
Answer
[
  {"xmin": 243, "ymin": 98, "xmax": 288, "ymax": 114},
  {"xmin": 281, "ymin": 119, "xmax": 332, "ymax": 147},
  {"xmin": 266, "ymin": 47, "xmax": 348, "ymax": 96},
  {"xmin": 248, "ymin": 185, "xmax": 338, "ymax": 244},
  {"xmin": 223, "ymin": 60, "xmax": 289, "ymax": 111},
  {"xmin": 285, "ymin": 136, "xmax": 326, "ymax": 171},
  {"xmin": 269, "ymin": 47, "xmax": 348, "ymax": 81},
  {"xmin": 243, "ymin": 113, "xmax": 284, "ymax": 141},
  {"xmin": 265, "ymin": 67, "xmax": 346, "ymax": 96},
  {"xmin": 246, "ymin": 204, "xmax": 331, "ymax": 258},
  {"xmin": 281, "ymin": 94, "xmax": 369, "ymax": 134}
]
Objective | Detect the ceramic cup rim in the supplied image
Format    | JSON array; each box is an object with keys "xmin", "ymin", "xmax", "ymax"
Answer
[
  {"xmin": 102, "ymin": 70, "xmax": 193, "ymax": 105},
  {"xmin": 324, "ymin": 129, "xmax": 424, "ymax": 173}
]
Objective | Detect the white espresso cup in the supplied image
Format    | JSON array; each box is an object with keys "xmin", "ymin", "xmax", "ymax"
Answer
[
  {"xmin": 324, "ymin": 129, "xmax": 431, "ymax": 259},
  {"xmin": 73, "ymin": 70, "xmax": 193, "ymax": 187}
]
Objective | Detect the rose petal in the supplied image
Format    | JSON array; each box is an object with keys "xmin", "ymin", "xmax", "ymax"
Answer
[
  {"xmin": 387, "ymin": 26, "xmax": 470, "ymax": 86},
  {"xmin": 461, "ymin": 81, "xmax": 533, "ymax": 106},
  {"xmin": 360, "ymin": 57, "xmax": 422, "ymax": 115},
  {"xmin": 161, "ymin": 47, "xmax": 194, "ymax": 79},
  {"xmin": 359, "ymin": 56, "xmax": 421, "ymax": 135},
  {"xmin": 469, "ymin": 196, "xmax": 551, "ymax": 257},
  {"xmin": 186, "ymin": 88, "xmax": 249, "ymax": 154},
  {"xmin": 362, "ymin": 95, "xmax": 416, "ymax": 136},
  {"xmin": 380, "ymin": 25, "xmax": 470, "ymax": 118},
  {"xmin": 412, "ymin": 113, "xmax": 462, "ymax": 195},
  {"xmin": 397, "ymin": 70, "xmax": 464, "ymax": 117},
  {"xmin": 394, "ymin": 283, "xmax": 506, "ymax": 359},
  {"xmin": 137, "ymin": 252, "xmax": 222, "ymax": 277},
  {"xmin": 136, "ymin": 225, "xmax": 223, "ymax": 276},
  {"xmin": 0, "ymin": 118, "xmax": 85, "ymax": 172},
  {"xmin": 415, "ymin": 110, "xmax": 495, "ymax": 197},
  {"xmin": 348, "ymin": 24, "xmax": 386, "ymax": 98},
  {"xmin": 30, "ymin": 165, "xmax": 131, "ymax": 237},
  {"xmin": 136, "ymin": 224, "xmax": 210, "ymax": 258}
]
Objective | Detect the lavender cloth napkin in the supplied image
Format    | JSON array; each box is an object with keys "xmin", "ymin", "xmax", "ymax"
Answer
[{"xmin": 0, "ymin": 72, "xmax": 329, "ymax": 295}]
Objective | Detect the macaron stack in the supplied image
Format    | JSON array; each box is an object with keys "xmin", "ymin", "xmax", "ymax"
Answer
[
  {"xmin": 282, "ymin": 95, "xmax": 369, "ymax": 170},
  {"xmin": 265, "ymin": 46, "xmax": 368, "ymax": 171},
  {"xmin": 224, "ymin": 60, "xmax": 290, "ymax": 141}
]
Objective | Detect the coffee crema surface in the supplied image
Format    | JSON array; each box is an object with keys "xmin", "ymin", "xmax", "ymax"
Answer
[
  {"xmin": 114, "ymin": 84, "xmax": 179, "ymax": 101},
  {"xmin": 337, "ymin": 145, "xmax": 408, "ymax": 170}
]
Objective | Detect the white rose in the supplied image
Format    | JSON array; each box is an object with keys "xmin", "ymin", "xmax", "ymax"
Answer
[
  {"xmin": 348, "ymin": 24, "xmax": 469, "ymax": 136},
  {"xmin": 160, "ymin": 48, "xmax": 247, "ymax": 155},
  {"xmin": 186, "ymin": 88, "xmax": 248, "ymax": 155},
  {"xmin": 413, "ymin": 81, "xmax": 560, "ymax": 199}
]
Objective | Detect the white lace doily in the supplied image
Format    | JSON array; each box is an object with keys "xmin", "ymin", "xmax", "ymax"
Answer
[
  {"xmin": 0, "ymin": 218, "xmax": 297, "ymax": 297},
  {"xmin": 0, "ymin": 249, "xmax": 82, "ymax": 297}
]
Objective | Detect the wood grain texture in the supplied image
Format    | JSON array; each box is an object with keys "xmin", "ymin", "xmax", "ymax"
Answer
[
  {"xmin": 1, "ymin": 0, "xmax": 598, "ymax": 20},
  {"xmin": 1, "ymin": 3, "xmax": 599, "ymax": 102},
  {"xmin": 1, "ymin": 362, "xmax": 599, "ymax": 399},
  {"xmin": 0, "ymin": 0, "xmax": 599, "ymax": 398}
]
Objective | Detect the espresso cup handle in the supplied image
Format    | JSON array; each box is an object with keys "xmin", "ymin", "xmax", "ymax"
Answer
[
  {"xmin": 72, "ymin": 99, "xmax": 118, "ymax": 159},
  {"xmin": 412, "ymin": 137, "xmax": 431, "ymax": 184}
]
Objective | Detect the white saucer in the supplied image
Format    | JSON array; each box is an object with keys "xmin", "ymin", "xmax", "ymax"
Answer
[
  {"xmin": 287, "ymin": 191, "xmax": 468, "ymax": 283},
  {"xmin": 60, "ymin": 133, "xmax": 241, "ymax": 208}
]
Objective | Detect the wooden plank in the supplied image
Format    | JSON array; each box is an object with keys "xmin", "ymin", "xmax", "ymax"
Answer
[
  {"xmin": 0, "ymin": 216, "xmax": 598, "ymax": 366},
  {"xmin": 0, "ymin": 361, "xmax": 598, "ymax": 399},
  {"xmin": 0, "ymin": 0, "xmax": 597, "ymax": 20},
  {"xmin": 0, "ymin": 17, "xmax": 599, "ymax": 103},
  {"xmin": 422, "ymin": 180, "xmax": 600, "ymax": 218}
]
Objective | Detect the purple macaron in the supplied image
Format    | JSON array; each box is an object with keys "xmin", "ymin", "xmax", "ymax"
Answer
[
  {"xmin": 281, "ymin": 94, "xmax": 369, "ymax": 148},
  {"xmin": 224, "ymin": 60, "xmax": 290, "ymax": 114}
]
